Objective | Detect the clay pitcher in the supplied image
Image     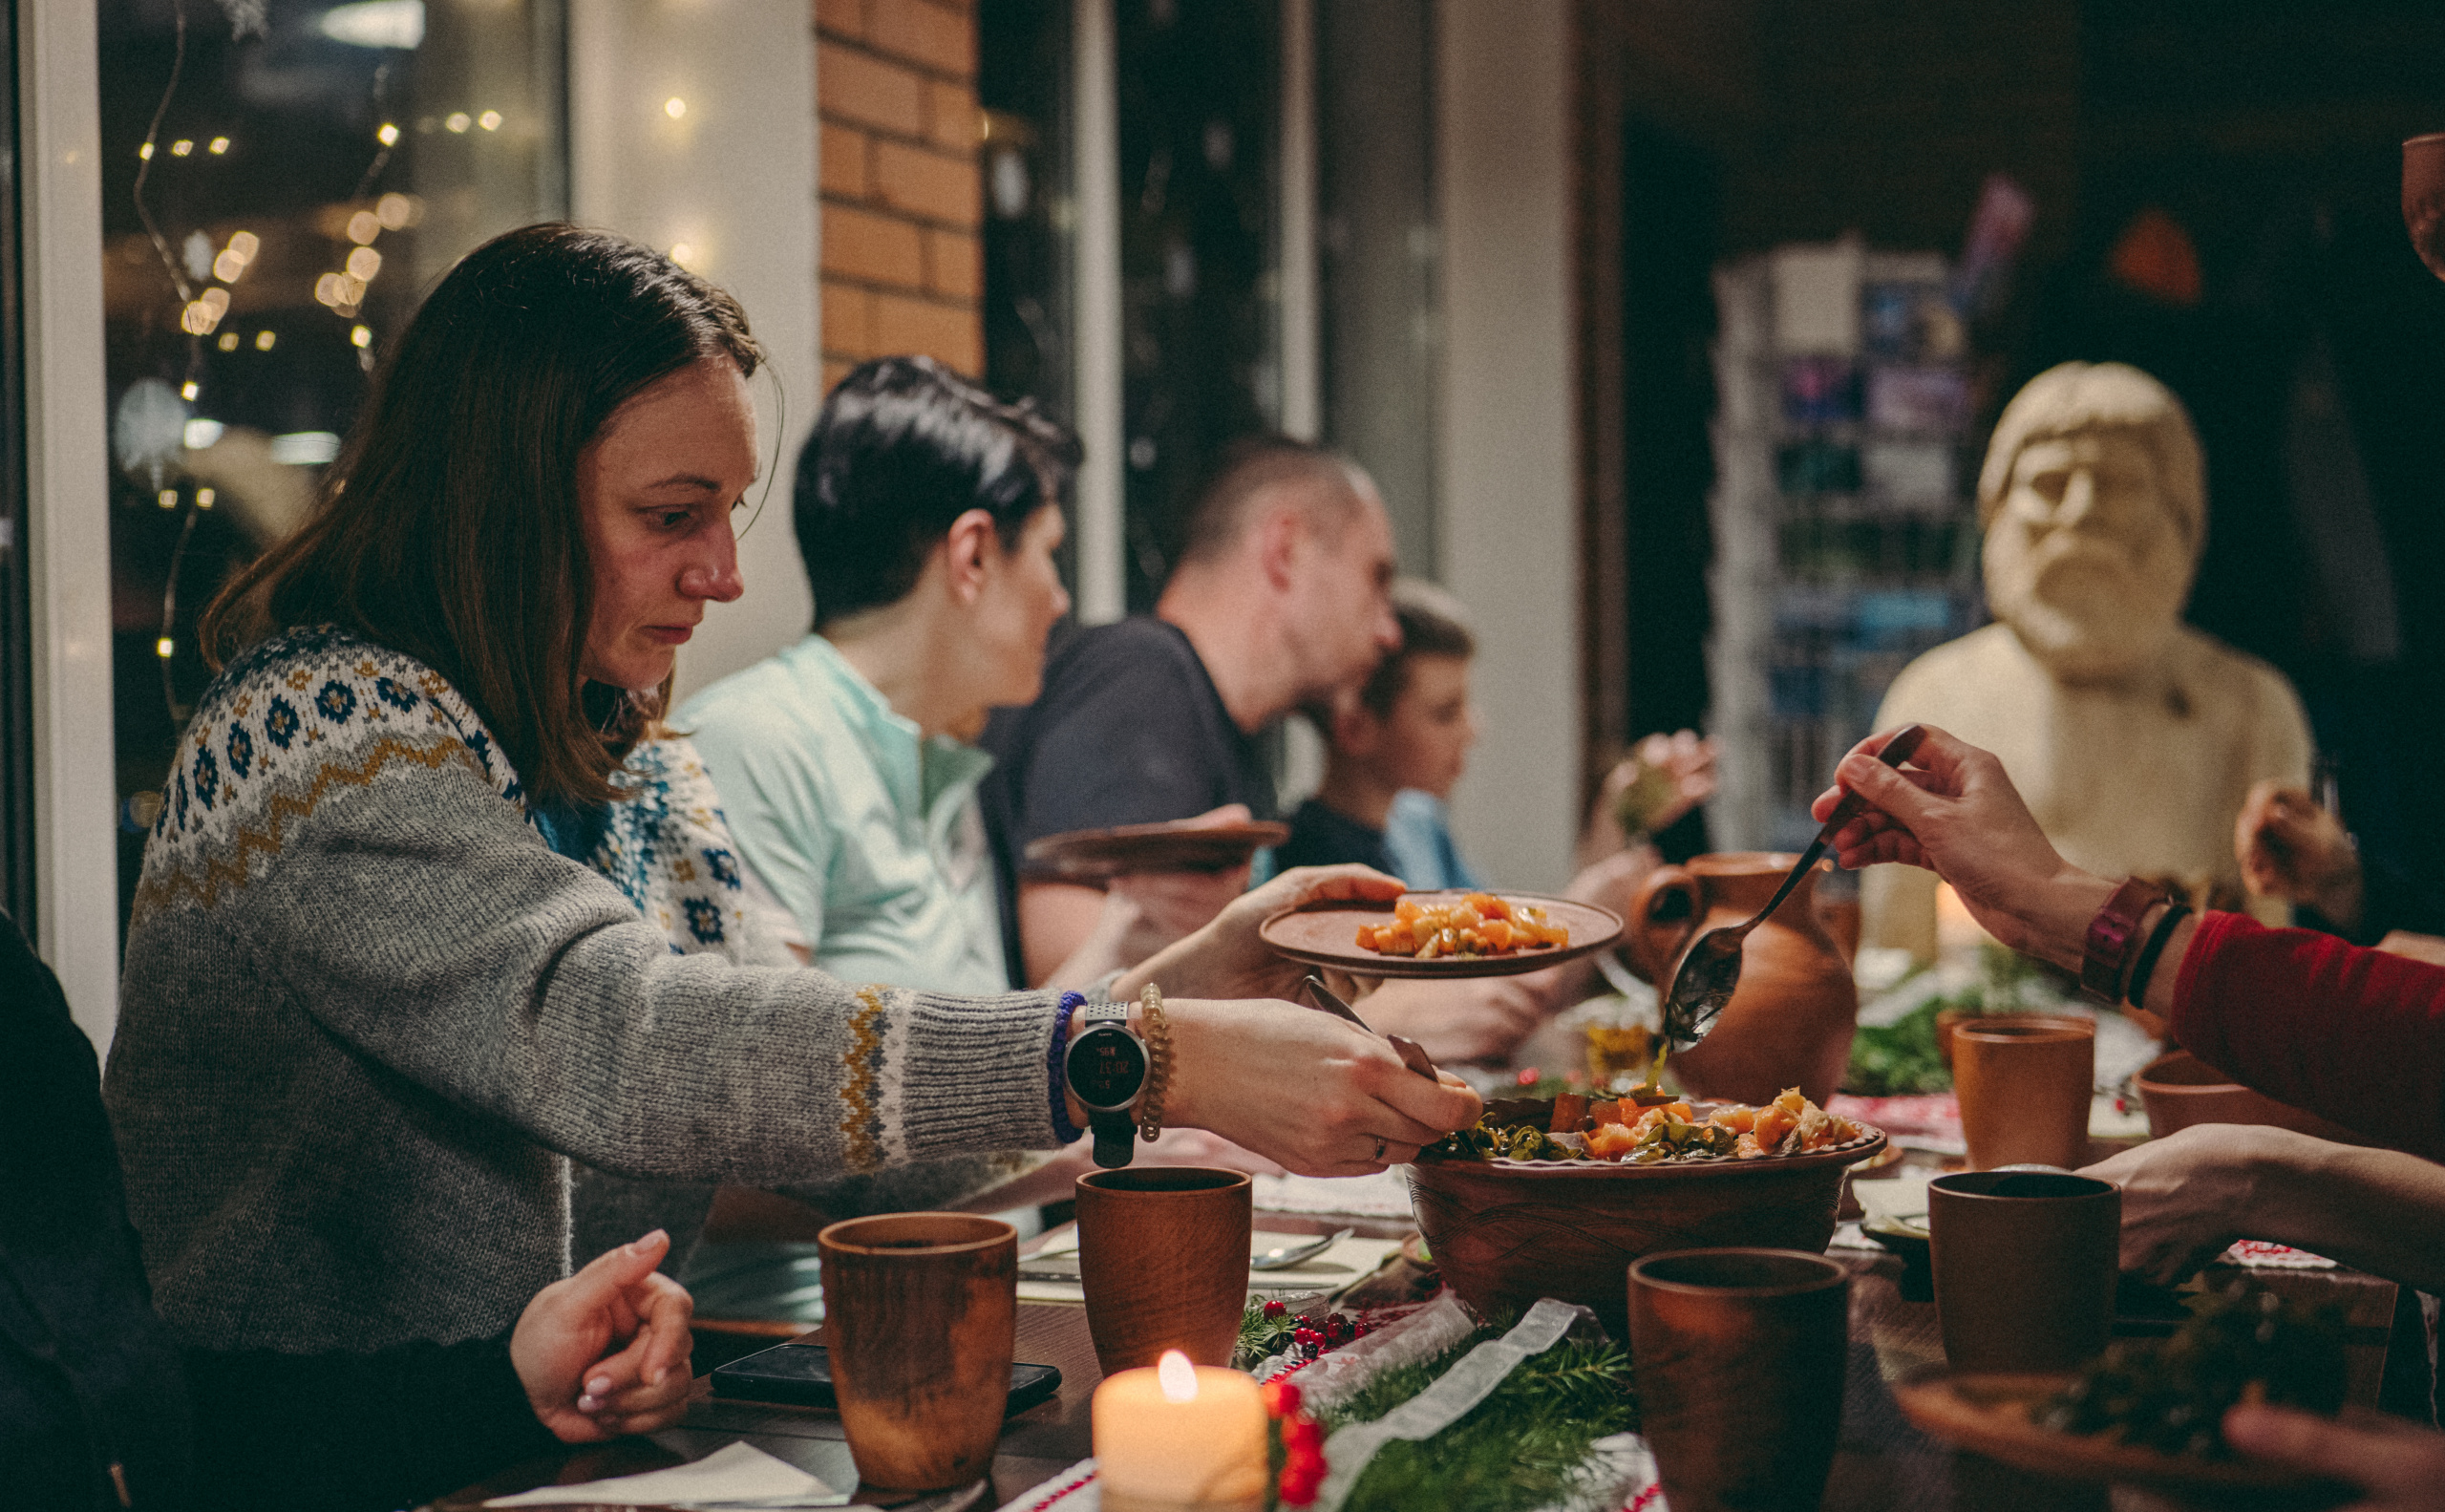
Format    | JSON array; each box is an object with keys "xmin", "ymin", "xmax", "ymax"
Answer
[{"xmin": 1622, "ymin": 853, "xmax": 1857, "ymax": 1105}]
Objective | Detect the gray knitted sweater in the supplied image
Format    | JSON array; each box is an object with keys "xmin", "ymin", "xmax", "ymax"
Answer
[{"xmin": 105, "ymin": 628, "xmax": 1066, "ymax": 1353}]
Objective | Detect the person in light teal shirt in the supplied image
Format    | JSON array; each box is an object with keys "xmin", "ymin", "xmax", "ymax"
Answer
[
  {"xmin": 679, "ymin": 356, "xmax": 1078, "ymax": 994},
  {"xmin": 681, "ymin": 632, "xmax": 1010, "ymax": 993}
]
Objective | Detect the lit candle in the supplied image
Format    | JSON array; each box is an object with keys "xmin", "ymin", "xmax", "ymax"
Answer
[{"xmin": 1092, "ymin": 1350, "xmax": 1268, "ymax": 1511}]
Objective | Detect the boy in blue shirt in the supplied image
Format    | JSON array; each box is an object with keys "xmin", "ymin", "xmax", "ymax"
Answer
[{"xmin": 1284, "ymin": 581, "xmax": 1719, "ymax": 1061}]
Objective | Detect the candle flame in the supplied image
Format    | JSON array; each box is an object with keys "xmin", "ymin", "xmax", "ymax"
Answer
[{"xmin": 1157, "ymin": 1350, "xmax": 1198, "ymax": 1402}]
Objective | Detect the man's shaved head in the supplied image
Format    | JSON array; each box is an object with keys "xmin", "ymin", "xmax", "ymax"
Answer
[{"xmin": 1174, "ymin": 436, "xmax": 1371, "ymax": 570}]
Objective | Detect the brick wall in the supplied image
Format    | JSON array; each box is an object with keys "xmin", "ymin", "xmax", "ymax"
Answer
[{"xmin": 816, "ymin": 0, "xmax": 984, "ymax": 393}]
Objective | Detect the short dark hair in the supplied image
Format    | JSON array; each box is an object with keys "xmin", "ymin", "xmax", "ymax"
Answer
[
  {"xmin": 1174, "ymin": 435, "xmax": 1364, "ymax": 570},
  {"xmin": 1356, "ymin": 579, "xmax": 1476, "ymax": 718},
  {"xmin": 797, "ymin": 356, "xmax": 1081, "ymax": 628},
  {"xmin": 202, "ymin": 223, "xmax": 762, "ymax": 806}
]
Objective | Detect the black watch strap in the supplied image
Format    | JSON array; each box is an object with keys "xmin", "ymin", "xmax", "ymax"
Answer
[{"xmin": 1088, "ymin": 1107, "xmax": 1137, "ymax": 1167}]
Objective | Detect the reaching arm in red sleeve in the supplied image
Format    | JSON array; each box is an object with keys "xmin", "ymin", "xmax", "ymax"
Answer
[{"xmin": 2170, "ymin": 909, "xmax": 2445, "ymax": 1161}]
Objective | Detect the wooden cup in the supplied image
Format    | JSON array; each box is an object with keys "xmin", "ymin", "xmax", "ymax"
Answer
[
  {"xmin": 1952, "ymin": 1014, "xmax": 2094, "ymax": 1171},
  {"xmin": 1628, "ymin": 1247, "xmax": 1851, "ymax": 1512},
  {"xmin": 1928, "ymin": 1170, "xmax": 2119, "ymax": 1374},
  {"xmin": 1075, "ymin": 1166, "xmax": 1252, "ymax": 1376},
  {"xmin": 817, "ymin": 1212, "xmax": 1017, "ymax": 1492},
  {"xmin": 2406, "ymin": 133, "xmax": 2445, "ymax": 281}
]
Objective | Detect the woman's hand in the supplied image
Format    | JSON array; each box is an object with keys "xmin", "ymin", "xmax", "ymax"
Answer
[
  {"xmin": 2224, "ymin": 1404, "xmax": 2445, "ymax": 1510},
  {"xmin": 1156, "ymin": 996, "xmax": 1482, "ymax": 1176},
  {"xmin": 2236, "ymin": 780, "xmax": 2364, "ymax": 928},
  {"xmin": 1116, "ymin": 863, "xmax": 1406, "ymax": 1004},
  {"xmin": 1809, "ymin": 725, "xmax": 2111, "ymax": 971},
  {"xmin": 511, "ymin": 1229, "xmax": 696, "ymax": 1442},
  {"xmin": 2079, "ymin": 1125, "xmax": 2282, "ymax": 1287}
]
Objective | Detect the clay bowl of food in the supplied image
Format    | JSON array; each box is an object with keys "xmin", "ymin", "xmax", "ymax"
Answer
[
  {"xmin": 2135, "ymin": 1052, "xmax": 2367, "ymax": 1145},
  {"xmin": 1408, "ymin": 1091, "xmax": 1885, "ymax": 1339}
]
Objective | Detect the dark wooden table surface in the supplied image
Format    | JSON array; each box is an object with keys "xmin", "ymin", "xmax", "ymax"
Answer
[{"xmin": 434, "ymin": 1242, "xmax": 2401, "ymax": 1512}]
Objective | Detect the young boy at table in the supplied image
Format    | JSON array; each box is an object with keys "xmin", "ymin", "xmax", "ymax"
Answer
[{"xmin": 1277, "ymin": 580, "xmax": 1721, "ymax": 1063}]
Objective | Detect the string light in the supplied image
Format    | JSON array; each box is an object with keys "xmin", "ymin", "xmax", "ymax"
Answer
[
  {"xmin": 170, "ymin": 138, "xmax": 193, "ymax": 157},
  {"xmin": 347, "ymin": 210, "xmax": 380, "ymax": 244},
  {"xmin": 351, "ymin": 325, "xmax": 372, "ymax": 348},
  {"xmin": 181, "ymin": 287, "xmax": 231, "ymax": 334},
  {"xmin": 478, "ymin": 110, "xmax": 501, "ymax": 131},
  {"xmin": 376, "ymin": 122, "xmax": 399, "ymax": 146},
  {"xmin": 375, "ymin": 192, "xmax": 417, "ymax": 229},
  {"xmin": 255, "ymin": 330, "xmax": 275, "ymax": 351},
  {"xmin": 195, "ymin": 487, "xmax": 216, "ymax": 509},
  {"xmin": 207, "ymin": 137, "xmax": 229, "ymax": 155},
  {"xmin": 212, "ymin": 229, "xmax": 259, "ymax": 284},
  {"xmin": 445, "ymin": 112, "xmax": 470, "ymax": 134},
  {"xmin": 138, "ymin": 141, "xmax": 154, "ymax": 160},
  {"xmin": 664, "ymin": 96, "xmax": 687, "ymax": 119},
  {"xmin": 345, "ymin": 245, "xmax": 381, "ymax": 281},
  {"xmin": 156, "ymin": 637, "xmax": 176, "ymax": 660},
  {"xmin": 158, "ymin": 489, "xmax": 178, "ymax": 509},
  {"xmin": 217, "ymin": 332, "xmax": 239, "ymax": 351},
  {"xmin": 669, "ymin": 242, "xmax": 696, "ymax": 266},
  {"xmin": 180, "ymin": 380, "xmax": 200, "ymax": 400}
]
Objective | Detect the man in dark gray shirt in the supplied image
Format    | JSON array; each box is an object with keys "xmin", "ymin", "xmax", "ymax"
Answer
[{"xmin": 982, "ymin": 438, "xmax": 1400, "ymax": 985}]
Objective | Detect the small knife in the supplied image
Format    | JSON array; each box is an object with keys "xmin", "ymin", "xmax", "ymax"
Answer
[{"xmin": 1301, "ymin": 972, "xmax": 1441, "ymax": 1081}]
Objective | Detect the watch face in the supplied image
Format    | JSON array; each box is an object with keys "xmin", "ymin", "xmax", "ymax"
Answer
[{"xmin": 1068, "ymin": 1026, "xmax": 1148, "ymax": 1109}]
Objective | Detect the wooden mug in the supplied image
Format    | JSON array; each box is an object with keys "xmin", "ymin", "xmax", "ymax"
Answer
[
  {"xmin": 1075, "ymin": 1166, "xmax": 1252, "ymax": 1375},
  {"xmin": 1929, "ymin": 1170, "xmax": 2119, "ymax": 1374},
  {"xmin": 2406, "ymin": 133, "xmax": 2445, "ymax": 282},
  {"xmin": 1629, "ymin": 1247, "xmax": 1850, "ymax": 1512},
  {"xmin": 818, "ymin": 1212, "xmax": 1017, "ymax": 1492},
  {"xmin": 1951, "ymin": 1014, "xmax": 2093, "ymax": 1170}
]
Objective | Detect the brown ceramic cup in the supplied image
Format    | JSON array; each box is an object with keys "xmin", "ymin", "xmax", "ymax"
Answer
[
  {"xmin": 1928, "ymin": 1170, "xmax": 2118, "ymax": 1374},
  {"xmin": 1628, "ymin": 1247, "xmax": 1851, "ymax": 1512},
  {"xmin": 2405, "ymin": 133, "xmax": 2445, "ymax": 281},
  {"xmin": 1952, "ymin": 1014, "xmax": 2094, "ymax": 1170},
  {"xmin": 817, "ymin": 1212, "xmax": 1017, "ymax": 1491},
  {"xmin": 1075, "ymin": 1166, "xmax": 1253, "ymax": 1375},
  {"xmin": 2136, "ymin": 1050, "xmax": 2366, "ymax": 1144}
]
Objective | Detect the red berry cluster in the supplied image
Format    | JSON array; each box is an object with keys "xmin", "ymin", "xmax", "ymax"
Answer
[
  {"xmin": 1286, "ymin": 1311, "xmax": 1356, "ymax": 1359},
  {"xmin": 1262, "ymin": 1299, "xmax": 1288, "ymax": 1319},
  {"xmin": 1260, "ymin": 1378, "xmax": 1327, "ymax": 1507}
]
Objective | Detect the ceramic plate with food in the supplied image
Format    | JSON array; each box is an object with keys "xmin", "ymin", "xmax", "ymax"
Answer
[
  {"xmin": 1259, "ymin": 889, "xmax": 1622, "ymax": 978},
  {"xmin": 1896, "ymin": 1280, "xmax": 2353, "ymax": 1505},
  {"xmin": 1022, "ymin": 819, "xmax": 1289, "ymax": 882},
  {"xmin": 1892, "ymin": 1366, "xmax": 2342, "ymax": 1503}
]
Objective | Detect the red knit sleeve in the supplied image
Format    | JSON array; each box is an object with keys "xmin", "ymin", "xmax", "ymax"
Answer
[{"xmin": 2170, "ymin": 910, "xmax": 2445, "ymax": 1160}]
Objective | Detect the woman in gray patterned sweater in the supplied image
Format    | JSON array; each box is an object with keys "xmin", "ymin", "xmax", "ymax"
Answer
[{"xmin": 104, "ymin": 224, "xmax": 1478, "ymax": 1506}]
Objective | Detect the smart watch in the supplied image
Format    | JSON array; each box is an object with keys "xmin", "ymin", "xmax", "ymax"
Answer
[{"xmin": 1063, "ymin": 999, "xmax": 1148, "ymax": 1168}]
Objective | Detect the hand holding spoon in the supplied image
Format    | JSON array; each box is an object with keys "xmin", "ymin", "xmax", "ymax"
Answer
[{"xmin": 1656, "ymin": 724, "xmax": 1928, "ymax": 1051}]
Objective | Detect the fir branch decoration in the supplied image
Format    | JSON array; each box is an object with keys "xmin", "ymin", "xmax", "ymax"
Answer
[{"xmin": 1314, "ymin": 1323, "xmax": 1640, "ymax": 1512}]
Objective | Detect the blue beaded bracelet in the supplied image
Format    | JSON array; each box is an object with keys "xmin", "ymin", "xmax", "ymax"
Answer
[{"xmin": 1047, "ymin": 990, "xmax": 1087, "ymax": 1145}]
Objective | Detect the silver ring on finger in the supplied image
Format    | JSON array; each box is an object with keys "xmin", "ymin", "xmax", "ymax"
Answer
[{"xmin": 1371, "ymin": 1134, "xmax": 1388, "ymax": 1162}]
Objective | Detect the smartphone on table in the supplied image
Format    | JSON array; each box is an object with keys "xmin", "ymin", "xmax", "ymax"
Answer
[{"xmin": 711, "ymin": 1341, "xmax": 1063, "ymax": 1416}]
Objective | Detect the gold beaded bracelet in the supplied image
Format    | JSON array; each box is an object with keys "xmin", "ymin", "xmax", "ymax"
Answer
[{"xmin": 1136, "ymin": 981, "xmax": 1172, "ymax": 1143}]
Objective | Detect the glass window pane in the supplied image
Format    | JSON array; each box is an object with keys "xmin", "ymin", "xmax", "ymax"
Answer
[
  {"xmin": 1114, "ymin": 0, "xmax": 1279, "ymax": 612},
  {"xmin": 99, "ymin": 0, "xmax": 566, "ymax": 936}
]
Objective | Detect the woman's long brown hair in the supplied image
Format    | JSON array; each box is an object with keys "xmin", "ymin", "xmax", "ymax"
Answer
[{"xmin": 202, "ymin": 224, "xmax": 763, "ymax": 806}]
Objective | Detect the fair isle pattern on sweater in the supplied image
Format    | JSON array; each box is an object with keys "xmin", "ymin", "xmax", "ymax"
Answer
[
  {"xmin": 595, "ymin": 737, "xmax": 757, "ymax": 957},
  {"xmin": 133, "ymin": 626, "xmax": 519, "ymax": 923}
]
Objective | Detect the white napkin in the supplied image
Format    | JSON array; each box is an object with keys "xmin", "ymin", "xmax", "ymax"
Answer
[{"xmin": 483, "ymin": 1441, "xmax": 838, "ymax": 1507}]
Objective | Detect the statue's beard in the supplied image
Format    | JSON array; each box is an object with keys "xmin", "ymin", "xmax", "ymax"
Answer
[{"xmin": 1989, "ymin": 535, "xmax": 2184, "ymax": 683}]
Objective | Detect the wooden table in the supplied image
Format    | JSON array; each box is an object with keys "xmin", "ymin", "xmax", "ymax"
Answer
[{"xmin": 435, "ymin": 1245, "xmax": 2401, "ymax": 1511}]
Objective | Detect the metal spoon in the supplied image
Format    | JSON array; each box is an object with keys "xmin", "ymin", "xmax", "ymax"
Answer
[
  {"xmin": 1251, "ymin": 1226, "xmax": 1353, "ymax": 1271},
  {"xmin": 1300, "ymin": 972, "xmax": 1441, "ymax": 1081},
  {"xmin": 1658, "ymin": 724, "xmax": 1928, "ymax": 1049}
]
